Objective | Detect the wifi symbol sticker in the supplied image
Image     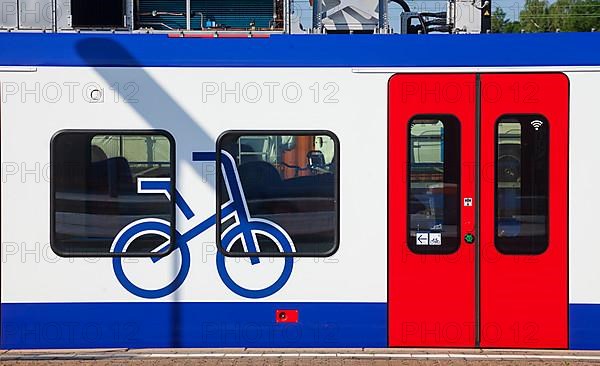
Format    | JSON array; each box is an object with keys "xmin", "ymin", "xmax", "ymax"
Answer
[{"xmin": 531, "ymin": 120, "xmax": 544, "ymax": 131}]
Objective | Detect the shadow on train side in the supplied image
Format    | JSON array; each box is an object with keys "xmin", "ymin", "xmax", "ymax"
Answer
[
  {"xmin": 75, "ymin": 38, "xmax": 217, "ymax": 348},
  {"xmin": 75, "ymin": 38, "xmax": 216, "ymax": 188},
  {"xmin": 23, "ymin": 38, "xmax": 388, "ymax": 350}
]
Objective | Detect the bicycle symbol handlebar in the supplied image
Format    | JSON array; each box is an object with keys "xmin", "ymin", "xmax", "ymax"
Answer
[{"xmin": 111, "ymin": 151, "xmax": 295, "ymax": 299}]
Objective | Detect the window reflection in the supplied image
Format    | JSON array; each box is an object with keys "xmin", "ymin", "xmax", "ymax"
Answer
[
  {"xmin": 219, "ymin": 133, "xmax": 339, "ymax": 255},
  {"xmin": 496, "ymin": 116, "xmax": 549, "ymax": 254},
  {"xmin": 408, "ymin": 117, "xmax": 460, "ymax": 254},
  {"xmin": 52, "ymin": 132, "xmax": 174, "ymax": 255}
]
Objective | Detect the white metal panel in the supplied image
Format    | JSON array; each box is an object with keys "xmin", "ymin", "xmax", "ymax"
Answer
[
  {"xmin": 0, "ymin": 66, "xmax": 389, "ymax": 303},
  {"xmin": 55, "ymin": 0, "xmax": 71, "ymax": 30},
  {"xmin": 321, "ymin": 0, "xmax": 379, "ymax": 31},
  {"xmin": 567, "ymin": 72, "xmax": 600, "ymax": 304},
  {"xmin": 0, "ymin": 0, "xmax": 17, "ymax": 28},
  {"xmin": 452, "ymin": 0, "xmax": 482, "ymax": 33},
  {"xmin": 18, "ymin": 0, "xmax": 53, "ymax": 29},
  {"xmin": 3, "ymin": 67, "xmax": 600, "ymax": 307}
]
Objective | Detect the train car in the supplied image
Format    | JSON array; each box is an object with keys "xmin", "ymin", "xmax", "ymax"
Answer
[{"xmin": 1, "ymin": 32, "xmax": 600, "ymax": 350}]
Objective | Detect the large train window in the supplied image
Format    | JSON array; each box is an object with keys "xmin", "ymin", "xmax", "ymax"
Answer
[
  {"xmin": 496, "ymin": 115, "xmax": 549, "ymax": 255},
  {"xmin": 216, "ymin": 131, "xmax": 339, "ymax": 257},
  {"xmin": 51, "ymin": 131, "xmax": 176, "ymax": 257},
  {"xmin": 408, "ymin": 116, "xmax": 460, "ymax": 254}
]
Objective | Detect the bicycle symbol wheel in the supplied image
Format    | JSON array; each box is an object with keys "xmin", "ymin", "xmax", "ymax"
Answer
[
  {"xmin": 111, "ymin": 218, "xmax": 191, "ymax": 299},
  {"xmin": 216, "ymin": 219, "xmax": 294, "ymax": 299}
]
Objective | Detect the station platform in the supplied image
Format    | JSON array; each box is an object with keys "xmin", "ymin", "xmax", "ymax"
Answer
[{"xmin": 2, "ymin": 348, "xmax": 600, "ymax": 364}]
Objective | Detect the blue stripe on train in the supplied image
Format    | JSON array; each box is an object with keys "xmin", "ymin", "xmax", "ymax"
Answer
[
  {"xmin": 0, "ymin": 302, "xmax": 386, "ymax": 349},
  {"xmin": 3, "ymin": 302, "xmax": 600, "ymax": 349},
  {"xmin": 0, "ymin": 33, "xmax": 600, "ymax": 68},
  {"xmin": 569, "ymin": 304, "xmax": 600, "ymax": 350}
]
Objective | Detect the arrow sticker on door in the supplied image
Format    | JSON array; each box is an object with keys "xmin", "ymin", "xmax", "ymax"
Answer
[{"xmin": 416, "ymin": 233, "xmax": 429, "ymax": 245}]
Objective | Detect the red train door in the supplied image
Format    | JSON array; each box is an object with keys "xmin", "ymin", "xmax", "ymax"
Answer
[
  {"xmin": 389, "ymin": 74, "xmax": 477, "ymax": 347},
  {"xmin": 388, "ymin": 73, "xmax": 568, "ymax": 348},
  {"xmin": 479, "ymin": 73, "xmax": 568, "ymax": 348}
]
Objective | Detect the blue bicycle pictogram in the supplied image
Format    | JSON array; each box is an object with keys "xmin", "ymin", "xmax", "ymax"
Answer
[{"xmin": 110, "ymin": 151, "xmax": 296, "ymax": 299}]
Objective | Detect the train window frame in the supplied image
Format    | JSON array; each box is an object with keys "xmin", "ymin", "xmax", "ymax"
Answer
[
  {"xmin": 215, "ymin": 130, "xmax": 340, "ymax": 258},
  {"xmin": 50, "ymin": 129, "xmax": 177, "ymax": 258},
  {"xmin": 494, "ymin": 114, "xmax": 550, "ymax": 255},
  {"xmin": 406, "ymin": 114, "xmax": 461, "ymax": 255}
]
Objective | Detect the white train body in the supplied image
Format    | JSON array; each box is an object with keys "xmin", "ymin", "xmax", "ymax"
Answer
[{"xmin": 1, "ymin": 33, "xmax": 600, "ymax": 350}]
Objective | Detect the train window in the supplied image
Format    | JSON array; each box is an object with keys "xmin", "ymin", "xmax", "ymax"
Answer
[
  {"xmin": 408, "ymin": 116, "xmax": 460, "ymax": 254},
  {"xmin": 496, "ymin": 115, "xmax": 549, "ymax": 254},
  {"xmin": 51, "ymin": 131, "xmax": 176, "ymax": 256},
  {"xmin": 216, "ymin": 131, "xmax": 339, "ymax": 257}
]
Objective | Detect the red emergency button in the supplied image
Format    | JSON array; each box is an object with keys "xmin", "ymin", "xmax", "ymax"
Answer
[{"xmin": 276, "ymin": 310, "xmax": 298, "ymax": 323}]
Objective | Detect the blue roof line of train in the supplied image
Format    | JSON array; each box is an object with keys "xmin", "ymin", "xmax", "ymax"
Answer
[{"xmin": 0, "ymin": 32, "xmax": 599, "ymax": 67}]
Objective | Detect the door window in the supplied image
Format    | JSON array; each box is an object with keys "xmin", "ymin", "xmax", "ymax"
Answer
[
  {"xmin": 408, "ymin": 116, "xmax": 460, "ymax": 254},
  {"xmin": 496, "ymin": 115, "xmax": 549, "ymax": 254}
]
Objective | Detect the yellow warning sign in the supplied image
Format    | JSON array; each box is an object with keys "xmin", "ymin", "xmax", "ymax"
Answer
[{"xmin": 484, "ymin": 9, "xmax": 490, "ymax": 16}]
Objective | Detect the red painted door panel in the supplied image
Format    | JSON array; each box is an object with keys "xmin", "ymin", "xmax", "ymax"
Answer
[
  {"xmin": 479, "ymin": 73, "xmax": 568, "ymax": 348},
  {"xmin": 389, "ymin": 74, "xmax": 477, "ymax": 347},
  {"xmin": 389, "ymin": 73, "xmax": 568, "ymax": 349}
]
